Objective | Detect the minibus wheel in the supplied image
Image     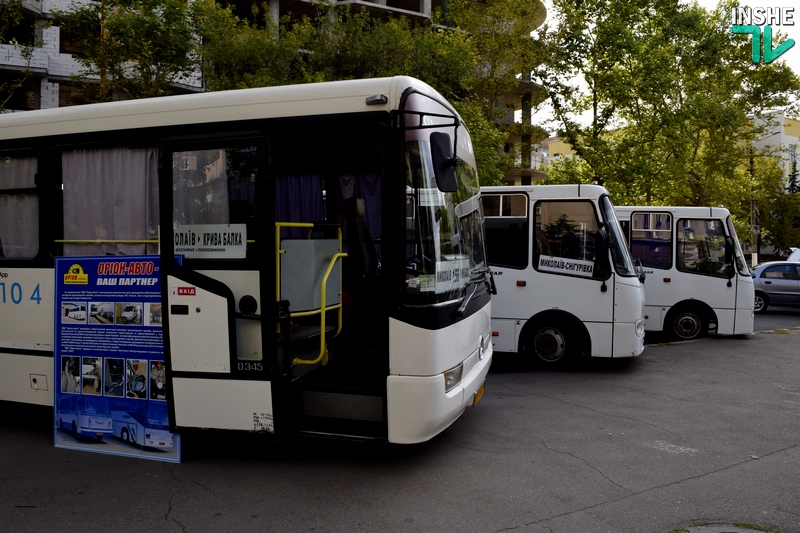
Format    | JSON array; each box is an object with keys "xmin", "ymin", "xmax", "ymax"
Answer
[
  {"xmin": 667, "ymin": 307, "xmax": 705, "ymax": 341},
  {"xmin": 521, "ymin": 314, "xmax": 588, "ymax": 368},
  {"xmin": 533, "ymin": 326, "xmax": 567, "ymax": 364}
]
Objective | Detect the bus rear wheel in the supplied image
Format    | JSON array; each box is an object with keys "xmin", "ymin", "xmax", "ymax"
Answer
[
  {"xmin": 668, "ymin": 308, "xmax": 705, "ymax": 341},
  {"xmin": 524, "ymin": 321, "xmax": 585, "ymax": 369},
  {"xmin": 534, "ymin": 327, "xmax": 567, "ymax": 364}
]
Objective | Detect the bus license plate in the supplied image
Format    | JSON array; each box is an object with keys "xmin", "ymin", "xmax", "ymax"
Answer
[{"xmin": 473, "ymin": 380, "xmax": 486, "ymax": 406}]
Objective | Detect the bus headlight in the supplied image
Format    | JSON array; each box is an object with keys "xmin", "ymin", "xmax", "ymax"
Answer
[
  {"xmin": 635, "ymin": 319, "xmax": 645, "ymax": 338},
  {"xmin": 444, "ymin": 363, "xmax": 463, "ymax": 393}
]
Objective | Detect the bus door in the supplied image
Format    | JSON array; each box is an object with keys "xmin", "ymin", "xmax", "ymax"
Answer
[
  {"xmin": 531, "ymin": 199, "xmax": 617, "ymax": 355},
  {"xmin": 160, "ymin": 132, "xmax": 389, "ymax": 438},
  {"xmin": 266, "ymin": 131, "xmax": 388, "ymax": 440},
  {"xmin": 160, "ymin": 140, "xmax": 276, "ymax": 433}
]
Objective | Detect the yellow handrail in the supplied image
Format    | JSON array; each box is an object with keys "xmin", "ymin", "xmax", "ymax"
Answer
[
  {"xmin": 293, "ymin": 252, "xmax": 347, "ymax": 366},
  {"xmin": 276, "ymin": 222, "xmax": 347, "ymax": 366}
]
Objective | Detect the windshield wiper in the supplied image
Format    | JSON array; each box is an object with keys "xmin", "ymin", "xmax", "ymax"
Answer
[{"xmin": 456, "ymin": 267, "xmax": 495, "ymax": 317}]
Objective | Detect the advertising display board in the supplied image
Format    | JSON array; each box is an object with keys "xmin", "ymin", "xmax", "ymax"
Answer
[{"xmin": 53, "ymin": 256, "xmax": 180, "ymax": 462}]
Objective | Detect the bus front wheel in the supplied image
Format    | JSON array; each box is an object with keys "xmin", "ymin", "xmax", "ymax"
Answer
[{"xmin": 667, "ymin": 308, "xmax": 705, "ymax": 341}]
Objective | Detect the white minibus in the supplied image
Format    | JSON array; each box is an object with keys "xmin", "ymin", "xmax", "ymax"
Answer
[
  {"xmin": 481, "ymin": 185, "xmax": 645, "ymax": 367},
  {"xmin": 615, "ymin": 206, "xmax": 754, "ymax": 340}
]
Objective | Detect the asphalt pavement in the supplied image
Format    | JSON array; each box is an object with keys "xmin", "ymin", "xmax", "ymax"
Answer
[{"xmin": 1, "ymin": 315, "xmax": 799, "ymax": 533}]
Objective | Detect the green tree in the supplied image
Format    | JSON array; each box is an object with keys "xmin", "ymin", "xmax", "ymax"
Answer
[
  {"xmin": 192, "ymin": 1, "xmax": 476, "ymax": 94},
  {"xmin": 53, "ymin": 0, "xmax": 196, "ymax": 101},
  {"xmin": 191, "ymin": 0, "xmax": 522, "ymax": 183},
  {"xmin": 190, "ymin": 0, "xmax": 302, "ymax": 91},
  {"xmin": 446, "ymin": 0, "xmax": 548, "ymax": 184},
  {"xmin": 0, "ymin": 0, "xmax": 39, "ymax": 110},
  {"xmin": 750, "ymin": 154, "xmax": 800, "ymax": 253},
  {"xmin": 55, "ymin": 0, "xmax": 544, "ymax": 184},
  {"xmin": 535, "ymin": 0, "xmax": 800, "ymax": 242}
]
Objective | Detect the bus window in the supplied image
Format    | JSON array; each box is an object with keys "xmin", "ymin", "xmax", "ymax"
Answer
[
  {"xmin": 482, "ymin": 193, "xmax": 529, "ymax": 269},
  {"xmin": 534, "ymin": 200, "xmax": 599, "ymax": 267},
  {"xmin": 631, "ymin": 212, "xmax": 672, "ymax": 269},
  {"xmin": 0, "ymin": 154, "xmax": 38, "ymax": 258},
  {"xmin": 62, "ymin": 147, "xmax": 158, "ymax": 256},
  {"xmin": 173, "ymin": 146, "xmax": 257, "ymax": 230},
  {"xmin": 676, "ymin": 219, "xmax": 731, "ymax": 278}
]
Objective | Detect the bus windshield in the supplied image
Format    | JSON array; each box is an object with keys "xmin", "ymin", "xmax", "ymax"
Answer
[
  {"xmin": 726, "ymin": 216, "xmax": 750, "ymax": 276},
  {"xmin": 404, "ymin": 140, "xmax": 487, "ymax": 304},
  {"xmin": 599, "ymin": 195, "xmax": 637, "ymax": 277}
]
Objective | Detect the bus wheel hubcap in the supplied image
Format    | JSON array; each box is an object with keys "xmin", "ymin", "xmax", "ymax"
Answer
[
  {"xmin": 535, "ymin": 328, "xmax": 566, "ymax": 362},
  {"xmin": 675, "ymin": 313, "xmax": 701, "ymax": 339}
]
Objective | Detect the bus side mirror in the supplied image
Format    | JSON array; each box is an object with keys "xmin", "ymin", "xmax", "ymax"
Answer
[
  {"xmin": 594, "ymin": 227, "xmax": 612, "ymax": 283},
  {"xmin": 430, "ymin": 132, "xmax": 459, "ymax": 193},
  {"xmin": 635, "ymin": 258, "xmax": 646, "ymax": 284},
  {"xmin": 724, "ymin": 237, "xmax": 735, "ymax": 279}
]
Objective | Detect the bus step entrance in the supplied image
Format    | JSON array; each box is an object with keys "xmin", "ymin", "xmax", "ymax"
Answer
[{"xmin": 293, "ymin": 385, "xmax": 386, "ymax": 439}]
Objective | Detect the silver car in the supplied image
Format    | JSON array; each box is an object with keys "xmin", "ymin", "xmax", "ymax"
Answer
[{"xmin": 752, "ymin": 261, "xmax": 800, "ymax": 313}]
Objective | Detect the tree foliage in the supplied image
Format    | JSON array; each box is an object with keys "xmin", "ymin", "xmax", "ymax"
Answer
[
  {"xmin": 48, "ymin": 0, "xmax": 544, "ymax": 184},
  {"xmin": 53, "ymin": 0, "xmax": 196, "ymax": 101},
  {"xmin": 190, "ymin": 0, "xmax": 540, "ymax": 184},
  {"xmin": 0, "ymin": 0, "xmax": 38, "ymax": 111},
  {"xmin": 0, "ymin": 0, "xmax": 24, "ymax": 43},
  {"xmin": 535, "ymin": 0, "xmax": 800, "ymax": 246}
]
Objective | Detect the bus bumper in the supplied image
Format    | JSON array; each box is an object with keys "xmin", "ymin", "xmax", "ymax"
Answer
[
  {"xmin": 586, "ymin": 321, "xmax": 645, "ymax": 358},
  {"xmin": 78, "ymin": 427, "xmax": 112, "ymax": 438},
  {"xmin": 614, "ymin": 320, "xmax": 646, "ymax": 357},
  {"xmin": 386, "ymin": 344, "xmax": 493, "ymax": 444}
]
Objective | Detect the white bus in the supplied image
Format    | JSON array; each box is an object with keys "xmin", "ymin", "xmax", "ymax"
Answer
[
  {"xmin": 615, "ymin": 206, "xmax": 754, "ymax": 340},
  {"xmin": 0, "ymin": 76, "xmax": 493, "ymax": 444},
  {"xmin": 56, "ymin": 395, "xmax": 113, "ymax": 440},
  {"xmin": 66, "ymin": 306, "xmax": 86, "ymax": 321},
  {"xmin": 481, "ymin": 185, "xmax": 645, "ymax": 367},
  {"xmin": 111, "ymin": 401, "xmax": 174, "ymax": 449}
]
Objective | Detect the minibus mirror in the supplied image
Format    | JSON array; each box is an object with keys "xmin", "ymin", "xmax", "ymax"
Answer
[
  {"xmin": 594, "ymin": 227, "xmax": 612, "ymax": 281},
  {"xmin": 635, "ymin": 258, "xmax": 646, "ymax": 284},
  {"xmin": 724, "ymin": 237, "xmax": 736, "ymax": 279},
  {"xmin": 430, "ymin": 132, "xmax": 459, "ymax": 193}
]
